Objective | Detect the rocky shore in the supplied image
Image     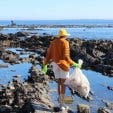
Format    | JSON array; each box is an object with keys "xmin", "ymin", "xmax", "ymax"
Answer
[
  {"xmin": 1, "ymin": 32, "xmax": 113, "ymax": 76},
  {"xmin": 0, "ymin": 65, "xmax": 54, "ymax": 113},
  {"xmin": 0, "ymin": 32, "xmax": 113, "ymax": 113}
]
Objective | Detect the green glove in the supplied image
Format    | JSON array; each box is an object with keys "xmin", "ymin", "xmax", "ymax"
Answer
[
  {"xmin": 72, "ymin": 62, "xmax": 81, "ymax": 68},
  {"xmin": 42, "ymin": 64, "xmax": 48, "ymax": 74}
]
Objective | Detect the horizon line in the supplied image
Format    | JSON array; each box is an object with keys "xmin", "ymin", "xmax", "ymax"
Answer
[{"xmin": 1, "ymin": 19, "xmax": 113, "ymax": 21}]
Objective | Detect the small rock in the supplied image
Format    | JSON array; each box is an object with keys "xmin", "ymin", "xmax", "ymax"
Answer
[
  {"xmin": 77, "ymin": 104, "xmax": 90, "ymax": 113},
  {"xmin": 107, "ymin": 86, "xmax": 113, "ymax": 91},
  {"xmin": 98, "ymin": 107, "xmax": 111, "ymax": 113}
]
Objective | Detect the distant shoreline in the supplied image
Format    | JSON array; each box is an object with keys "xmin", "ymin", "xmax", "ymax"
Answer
[{"xmin": 1, "ymin": 24, "xmax": 113, "ymax": 28}]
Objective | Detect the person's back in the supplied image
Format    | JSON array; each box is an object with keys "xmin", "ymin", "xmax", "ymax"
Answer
[
  {"xmin": 49, "ymin": 37, "xmax": 68, "ymax": 63},
  {"xmin": 44, "ymin": 36, "xmax": 74, "ymax": 71}
]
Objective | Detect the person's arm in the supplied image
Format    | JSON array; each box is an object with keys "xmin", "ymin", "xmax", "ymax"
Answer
[
  {"xmin": 42, "ymin": 44, "xmax": 52, "ymax": 74},
  {"xmin": 63, "ymin": 40, "xmax": 82, "ymax": 68},
  {"xmin": 43, "ymin": 45, "xmax": 51, "ymax": 65}
]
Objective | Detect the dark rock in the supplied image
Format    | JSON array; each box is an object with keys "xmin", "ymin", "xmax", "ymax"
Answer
[
  {"xmin": 28, "ymin": 66, "xmax": 47, "ymax": 83},
  {"xmin": 0, "ymin": 34, "xmax": 9, "ymax": 40},
  {"xmin": 15, "ymin": 31, "xmax": 29, "ymax": 37},
  {"xmin": 0, "ymin": 50, "xmax": 19, "ymax": 64},
  {"xmin": 29, "ymin": 54, "xmax": 35, "ymax": 59},
  {"xmin": 46, "ymin": 66, "xmax": 55, "ymax": 80},
  {"xmin": 107, "ymin": 86, "xmax": 113, "ymax": 91},
  {"xmin": 0, "ymin": 105, "xmax": 11, "ymax": 113},
  {"xmin": 53, "ymin": 106, "xmax": 61, "ymax": 112},
  {"xmin": 77, "ymin": 104, "xmax": 90, "ymax": 113},
  {"xmin": 0, "ymin": 63, "xmax": 8, "ymax": 68},
  {"xmin": 0, "ymin": 65, "xmax": 52, "ymax": 112},
  {"xmin": 19, "ymin": 101, "xmax": 34, "ymax": 113},
  {"xmin": 98, "ymin": 107, "xmax": 111, "ymax": 113},
  {"xmin": 102, "ymin": 100, "xmax": 113, "ymax": 110}
]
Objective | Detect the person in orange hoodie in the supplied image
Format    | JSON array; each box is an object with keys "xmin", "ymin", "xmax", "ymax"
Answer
[{"xmin": 42, "ymin": 28, "xmax": 81, "ymax": 109}]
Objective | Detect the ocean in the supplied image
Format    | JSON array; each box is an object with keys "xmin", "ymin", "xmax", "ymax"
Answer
[
  {"xmin": 1, "ymin": 19, "xmax": 113, "ymax": 25},
  {"xmin": 0, "ymin": 19, "xmax": 113, "ymax": 40}
]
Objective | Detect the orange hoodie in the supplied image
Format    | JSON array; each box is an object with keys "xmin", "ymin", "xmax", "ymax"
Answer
[{"xmin": 44, "ymin": 37, "xmax": 74, "ymax": 71}]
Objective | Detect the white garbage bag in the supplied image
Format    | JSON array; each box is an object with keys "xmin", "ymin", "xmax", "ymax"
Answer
[{"xmin": 64, "ymin": 59, "xmax": 90, "ymax": 98}]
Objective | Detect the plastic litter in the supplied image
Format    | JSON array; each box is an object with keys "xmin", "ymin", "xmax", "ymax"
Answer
[{"xmin": 65, "ymin": 59, "xmax": 90, "ymax": 98}]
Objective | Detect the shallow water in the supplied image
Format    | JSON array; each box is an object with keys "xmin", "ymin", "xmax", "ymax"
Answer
[
  {"xmin": 0, "ymin": 48, "xmax": 113, "ymax": 112},
  {"xmin": 1, "ymin": 27, "xmax": 113, "ymax": 40},
  {"xmin": 0, "ymin": 48, "xmax": 39, "ymax": 84},
  {"xmin": 49, "ymin": 69, "xmax": 113, "ymax": 113}
]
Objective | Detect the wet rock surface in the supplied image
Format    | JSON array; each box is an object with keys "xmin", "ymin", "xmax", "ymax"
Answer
[
  {"xmin": 102, "ymin": 100, "xmax": 113, "ymax": 110},
  {"xmin": 0, "ymin": 66, "xmax": 53, "ymax": 113},
  {"xmin": 0, "ymin": 32, "xmax": 113, "ymax": 112},
  {"xmin": 98, "ymin": 107, "xmax": 111, "ymax": 113},
  {"xmin": 77, "ymin": 104, "xmax": 90, "ymax": 113},
  {"xmin": 15, "ymin": 31, "xmax": 29, "ymax": 37},
  {"xmin": 107, "ymin": 86, "xmax": 113, "ymax": 91},
  {"xmin": 0, "ymin": 50, "xmax": 20, "ymax": 64},
  {"xmin": 0, "ymin": 33, "xmax": 111, "ymax": 76}
]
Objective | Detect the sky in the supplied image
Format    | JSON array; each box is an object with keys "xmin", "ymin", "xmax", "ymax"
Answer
[{"xmin": 0, "ymin": 0, "xmax": 113, "ymax": 20}]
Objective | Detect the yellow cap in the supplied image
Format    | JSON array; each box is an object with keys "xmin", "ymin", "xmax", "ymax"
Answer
[{"xmin": 58, "ymin": 28, "xmax": 70, "ymax": 37}]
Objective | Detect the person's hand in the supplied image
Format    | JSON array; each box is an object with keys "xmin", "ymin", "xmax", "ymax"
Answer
[
  {"xmin": 72, "ymin": 62, "xmax": 81, "ymax": 68},
  {"xmin": 42, "ymin": 64, "xmax": 48, "ymax": 74}
]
